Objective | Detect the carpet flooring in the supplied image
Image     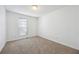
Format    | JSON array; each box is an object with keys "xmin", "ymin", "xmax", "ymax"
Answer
[{"xmin": 1, "ymin": 36, "xmax": 79, "ymax": 54}]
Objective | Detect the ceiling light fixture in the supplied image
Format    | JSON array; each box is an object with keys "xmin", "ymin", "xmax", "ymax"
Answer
[{"xmin": 32, "ymin": 5, "xmax": 38, "ymax": 10}]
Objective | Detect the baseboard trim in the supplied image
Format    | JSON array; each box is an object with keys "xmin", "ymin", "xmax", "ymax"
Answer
[
  {"xmin": 7, "ymin": 36, "xmax": 38, "ymax": 42},
  {"xmin": 0, "ymin": 42, "xmax": 6, "ymax": 53},
  {"xmin": 38, "ymin": 35, "xmax": 79, "ymax": 51}
]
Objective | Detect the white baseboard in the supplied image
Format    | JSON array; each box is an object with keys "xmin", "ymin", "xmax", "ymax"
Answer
[
  {"xmin": 7, "ymin": 35, "xmax": 37, "ymax": 42},
  {"xmin": 0, "ymin": 42, "xmax": 6, "ymax": 53},
  {"xmin": 38, "ymin": 34, "xmax": 79, "ymax": 50}
]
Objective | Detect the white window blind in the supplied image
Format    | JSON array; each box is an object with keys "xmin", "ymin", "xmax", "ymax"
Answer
[{"xmin": 18, "ymin": 18, "xmax": 27, "ymax": 36}]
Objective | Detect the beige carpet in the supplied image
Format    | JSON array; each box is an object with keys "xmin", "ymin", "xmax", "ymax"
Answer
[{"xmin": 1, "ymin": 36, "xmax": 79, "ymax": 54}]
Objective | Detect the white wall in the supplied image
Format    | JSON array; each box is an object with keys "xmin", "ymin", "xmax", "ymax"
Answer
[
  {"xmin": 6, "ymin": 11, "xmax": 38, "ymax": 41},
  {"xmin": 38, "ymin": 6, "xmax": 79, "ymax": 50},
  {"xmin": 0, "ymin": 6, "xmax": 6, "ymax": 52}
]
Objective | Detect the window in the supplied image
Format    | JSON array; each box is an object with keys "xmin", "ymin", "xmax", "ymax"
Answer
[{"xmin": 18, "ymin": 18, "xmax": 27, "ymax": 36}]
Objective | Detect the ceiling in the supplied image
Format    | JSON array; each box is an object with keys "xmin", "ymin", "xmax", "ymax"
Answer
[{"xmin": 6, "ymin": 5, "xmax": 65, "ymax": 17}]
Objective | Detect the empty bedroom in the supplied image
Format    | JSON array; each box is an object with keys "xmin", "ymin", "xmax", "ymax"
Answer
[{"xmin": 0, "ymin": 5, "xmax": 79, "ymax": 54}]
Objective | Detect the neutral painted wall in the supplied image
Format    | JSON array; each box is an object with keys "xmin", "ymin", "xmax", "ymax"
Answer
[
  {"xmin": 38, "ymin": 6, "xmax": 79, "ymax": 50},
  {"xmin": 6, "ymin": 11, "xmax": 38, "ymax": 41},
  {"xmin": 0, "ymin": 6, "xmax": 6, "ymax": 52}
]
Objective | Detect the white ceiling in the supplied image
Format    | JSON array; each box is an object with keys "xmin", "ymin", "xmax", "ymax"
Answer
[{"xmin": 6, "ymin": 5, "xmax": 65, "ymax": 17}]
